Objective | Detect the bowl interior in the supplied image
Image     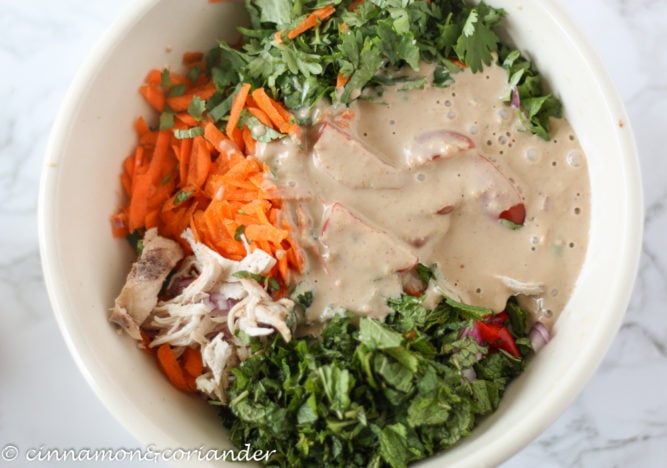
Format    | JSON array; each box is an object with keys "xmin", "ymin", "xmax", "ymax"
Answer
[{"xmin": 39, "ymin": 0, "xmax": 642, "ymax": 466}]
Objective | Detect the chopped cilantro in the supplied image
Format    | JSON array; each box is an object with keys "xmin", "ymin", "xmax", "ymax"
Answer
[
  {"xmin": 221, "ymin": 296, "xmax": 532, "ymax": 466},
  {"xmin": 173, "ymin": 190, "xmax": 194, "ymax": 205},
  {"xmin": 159, "ymin": 110, "xmax": 174, "ymax": 130},
  {"xmin": 199, "ymin": 0, "xmax": 560, "ymax": 139},
  {"xmin": 173, "ymin": 127, "xmax": 204, "ymax": 139},
  {"xmin": 187, "ymin": 95, "xmax": 207, "ymax": 121}
]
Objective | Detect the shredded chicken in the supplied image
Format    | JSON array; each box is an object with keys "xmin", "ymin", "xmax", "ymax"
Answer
[
  {"xmin": 227, "ymin": 278, "xmax": 294, "ymax": 342},
  {"xmin": 110, "ymin": 228, "xmax": 295, "ymax": 402},
  {"xmin": 196, "ymin": 334, "xmax": 237, "ymax": 402},
  {"xmin": 109, "ymin": 228, "xmax": 184, "ymax": 340}
]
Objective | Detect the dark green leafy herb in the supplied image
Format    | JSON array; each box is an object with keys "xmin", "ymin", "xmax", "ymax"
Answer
[
  {"xmin": 453, "ymin": 4, "xmax": 503, "ymax": 73},
  {"xmin": 295, "ymin": 290, "xmax": 314, "ymax": 308},
  {"xmin": 499, "ymin": 46, "xmax": 563, "ymax": 140},
  {"xmin": 415, "ymin": 263, "xmax": 434, "ymax": 285},
  {"xmin": 221, "ymin": 296, "xmax": 532, "ymax": 467},
  {"xmin": 191, "ymin": 0, "xmax": 561, "ymax": 140}
]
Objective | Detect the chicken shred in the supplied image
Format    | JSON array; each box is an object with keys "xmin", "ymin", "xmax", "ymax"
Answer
[
  {"xmin": 109, "ymin": 228, "xmax": 184, "ymax": 340},
  {"xmin": 110, "ymin": 228, "xmax": 294, "ymax": 401}
]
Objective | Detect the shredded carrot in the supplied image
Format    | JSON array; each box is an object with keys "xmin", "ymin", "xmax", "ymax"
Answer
[
  {"xmin": 182, "ymin": 346, "xmax": 204, "ymax": 378},
  {"xmin": 313, "ymin": 4, "xmax": 336, "ymax": 20},
  {"xmin": 242, "ymin": 125, "xmax": 256, "ymax": 155},
  {"xmin": 348, "ymin": 0, "xmax": 365, "ymax": 11},
  {"xmin": 336, "ymin": 72, "xmax": 350, "ymax": 88},
  {"xmin": 226, "ymin": 83, "xmax": 251, "ymax": 140},
  {"xmin": 182, "ymin": 51, "xmax": 204, "ymax": 67},
  {"xmin": 450, "ymin": 57, "xmax": 467, "ymax": 69},
  {"xmin": 251, "ymin": 88, "xmax": 294, "ymax": 134},
  {"xmin": 134, "ymin": 116, "xmax": 150, "ymax": 137},
  {"xmin": 113, "ymin": 53, "xmax": 304, "ymax": 288},
  {"xmin": 144, "ymin": 69, "xmax": 162, "ymax": 87},
  {"xmin": 167, "ymin": 81, "xmax": 217, "ymax": 112},
  {"xmin": 139, "ymin": 84, "xmax": 166, "ymax": 112},
  {"xmin": 285, "ymin": 5, "xmax": 336, "ymax": 40},
  {"xmin": 156, "ymin": 344, "xmax": 195, "ymax": 392},
  {"xmin": 247, "ymin": 106, "xmax": 273, "ymax": 127}
]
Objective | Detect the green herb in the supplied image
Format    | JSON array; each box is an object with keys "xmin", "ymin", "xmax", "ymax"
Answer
[
  {"xmin": 221, "ymin": 296, "xmax": 532, "ymax": 467},
  {"xmin": 499, "ymin": 46, "xmax": 563, "ymax": 140},
  {"xmin": 233, "ymin": 270, "xmax": 281, "ymax": 292},
  {"xmin": 415, "ymin": 263, "xmax": 434, "ymax": 285},
  {"xmin": 295, "ymin": 290, "xmax": 314, "ymax": 308},
  {"xmin": 198, "ymin": 0, "xmax": 561, "ymax": 139},
  {"xmin": 126, "ymin": 230, "xmax": 144, "ymax": 256},
  {"xmin": 173, "ymin": 190, "xmax": 194, "ymax": 205},
  {"xmin": 159, "ymin": 110, "xmax": 175, "ymax": 131},
  {"xmin": 453, "ymin": 3, "xmax": 503, "ymax": 73},
  {"xmin": 187, "ymin": 95, "xmax": 207, "ymax": 121},
  {"xmin": 167, "ymin": 83, "xmax": 186, "ymax": 98},
  {"xmin": 499, "ymin": 218, "xmax": 523, "ymax": 230},
  {"xmin": 233, "ymin": 224, "xmax": 246, "ymax": 242},
  {"xmin": 173, "ymin": 127, "xmax": 204, "ymax": 139},
  {"xmin": 160, "ymin": 68, "xmax": 171, "ymax": 88}
]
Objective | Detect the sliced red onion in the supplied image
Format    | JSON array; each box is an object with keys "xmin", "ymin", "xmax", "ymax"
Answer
[
  {"xmin": 459, "ymin": 321, "xmax": 482, "ymax": 345},
  {"xmin": 529, "ymin": 321, "xmax": 551, "ymax": 353},
  {"xmin": 209, "ymin": 292, "xmax": 237, "ymax": 312},
  {"xmin": 511, "ymin": 86, "xmax": 520, "ymax": 108}
]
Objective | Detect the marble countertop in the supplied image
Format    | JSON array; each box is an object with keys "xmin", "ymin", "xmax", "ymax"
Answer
[{"xmin": 1, "ymin": 0, "xmax": 665, "ymax": 466}]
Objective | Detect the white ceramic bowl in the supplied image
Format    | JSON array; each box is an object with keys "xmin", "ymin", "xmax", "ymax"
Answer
[{"xmin": 38, "ymin": 0, "xmax": 643, "ymax": 466}]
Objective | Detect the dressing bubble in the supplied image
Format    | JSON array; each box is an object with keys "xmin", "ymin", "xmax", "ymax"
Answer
[
  {"xmin": 524, "ymin": 148, "xmax": 539, "ymax": 163},
  {"xmin": 567, "ymin": 150, "xmax": 583, "ymax": 168}
]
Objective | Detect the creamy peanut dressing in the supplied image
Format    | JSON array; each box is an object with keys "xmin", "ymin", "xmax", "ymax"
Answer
[{"xmin": 256, "ymin": 63, "xmax": 590, "ymax": 330}]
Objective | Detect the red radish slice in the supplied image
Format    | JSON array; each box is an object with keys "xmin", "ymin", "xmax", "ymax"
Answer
[
  {"xmin": 321, "ymin": 203, "xmax": 417, "ymax": 274},
  {"xmin": 313, "ymin": 123, "xmax": 404, "ymax": 189}
]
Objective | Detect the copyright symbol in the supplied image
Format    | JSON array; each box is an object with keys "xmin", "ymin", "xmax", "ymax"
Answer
[{"xmin": 1, "ymin": 444, "xmax": 19, "ymax": 461}]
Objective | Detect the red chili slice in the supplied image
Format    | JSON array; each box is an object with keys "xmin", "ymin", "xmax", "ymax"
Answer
[
  {"xmin": 498, "ymin": 203, "xmax": 526, "ymax": 225},
  {"xmin": 477, "ymin": 321, "xmax": 521, "ymax": 358}
]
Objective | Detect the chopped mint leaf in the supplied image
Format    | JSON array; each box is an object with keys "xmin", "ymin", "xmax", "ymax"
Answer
[
  {"xmin": 223, "ymin": 296, "xmax": 531, "ymax": 466},
  {"xmin": 359, "ymin": 317, "xmax": 404, "ymax": 350}
]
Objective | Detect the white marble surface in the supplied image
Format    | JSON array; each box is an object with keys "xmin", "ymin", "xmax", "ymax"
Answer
[{"xmin": 1, "ymin": 0, "xmax": 665, "ymax": 466}]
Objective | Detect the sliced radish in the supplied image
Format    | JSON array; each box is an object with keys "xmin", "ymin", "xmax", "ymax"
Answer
[{"xmin": 313, "ymin": 123, "xmax": 404, "ymax": 189}]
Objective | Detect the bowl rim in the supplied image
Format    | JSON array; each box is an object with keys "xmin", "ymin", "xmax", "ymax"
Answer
[{"xmin": 38, "ymin": 0, "xmax": 644, "ymax": 465}]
